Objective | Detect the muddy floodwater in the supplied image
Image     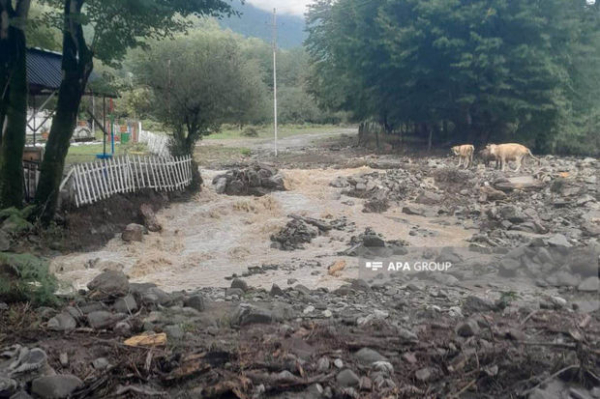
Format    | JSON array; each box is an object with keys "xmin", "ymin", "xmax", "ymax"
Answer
[{"xmin": 50, "ymin": 167, "xmax": 473, "ymax": 293}]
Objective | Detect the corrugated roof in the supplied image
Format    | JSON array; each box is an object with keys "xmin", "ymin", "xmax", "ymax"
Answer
[{"xmin": 26, "ymin": 48, "xmax": 117, "ymax": 97}]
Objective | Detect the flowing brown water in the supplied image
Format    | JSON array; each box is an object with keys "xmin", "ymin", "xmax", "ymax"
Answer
[{"xmin": 50, "ymin": 168, "xmax": 472, "ymax": 293}]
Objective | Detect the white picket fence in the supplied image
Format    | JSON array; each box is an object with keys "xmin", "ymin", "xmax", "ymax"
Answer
[
  {"xmin": 138, "ymin": 130, "xmax": 171, "ymax": 157},
  {"xmin": 63, "ymin": 155, "xmax": 193, "ymax": 207}
]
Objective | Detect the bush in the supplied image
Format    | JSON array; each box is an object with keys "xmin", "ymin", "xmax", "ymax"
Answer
[
  {"xmin": 241, "ymin": 127, "xmax": 259, "ymax": 137},
  {"xmin": 0, "ymin": 253, "xmax": 58, "ymax": 306}
]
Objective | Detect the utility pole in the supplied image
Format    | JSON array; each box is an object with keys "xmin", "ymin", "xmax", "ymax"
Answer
[{"xmin": 272, "ymin": 8, "xmax": 278, "ymax": 157}]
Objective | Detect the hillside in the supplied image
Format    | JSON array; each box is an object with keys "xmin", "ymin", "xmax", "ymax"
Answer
[{"xmin": 219, "ymin": 2, "xmax": 306, "ymax": 49}]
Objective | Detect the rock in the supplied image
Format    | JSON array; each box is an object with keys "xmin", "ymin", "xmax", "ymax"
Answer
[
  {"xmin": 498, "ymin": 258, "xmax": 520, "ymax": 277},
  {"xmin": 402, "ymin": 353, "xmax": 418, "ymax": 364},
  {"xmin": 463, "ymin": 296, "xmax": 497, "ymax": 313},
  {"xmin": 456, "ymin": 319, "xmax": 480, "ymax": 337},
  {"xmin": 141, "ymin": 287, "xmax": 173, "ymax": 307},
  {"xmin": 87, "ymin": 270, "xmax": 129, "ymax": 300},
  {"xmin": 0, "ymin": 377, "xmax": 19, "ymax": 398},
  {"xmin": 402, "ymin": 206, "xmax": 425, "ymax": 216},
  {"xmin": 92, "ymin": 358, "xmax": 110, "ymax": 370},
  {"xmin": 164, "ymin": 325, "xmax": 184, "ymax": 340},
  {"xmin": 547, "ymin": 234, "xmax": 572, "ymax": 250},
  {"xmin": 271, "ymin": 218, "xmax": 319, "ymax": 250},
  {"xmin": 231, "ymin": 304, "xmax": 272, "ymax": 327},
  {"xmin": 550, "ymin": 296, "xmax": 567, "ymax": 308},
  {"xmin": 333, "ymin": 359, "xmax": 344, "ymax": 368},
  {"xmin": 336, "ymin": 369, "xmax": 360, "ymax": 388},
  {"xmin": 47, "ymin": 312, "xmax": 77, "ymax": 332},
  {"xmin": 270, "ymin": 284, "xmax": 284, "ymax": 297},
  {"xmin": 0, "ymin": 302, "xmax": 8, "ymax": 311},
  {"xmin": 572, "ymin": 300, "xmax": 600, "ymax": 314},
  {"xmin": 59, "ymin": 353, "xmax": 68, "ymax": 367},
  {"xmin": 87, "ymin": 311, "xmax": 126, "ymax": 330},
  {"xmin": 185, "ymin": 295, "xmax": 207, "ymax": 312},
  {"xmin": 362, "ymin": 235, "xmax": 385, "ymax": 248},
  {"xmin": 122, "ymin": 223, "xmax": 145, "ymax": 243},
  {"xmin": 362, "ymin": 199, "xmax": 390, "ymax": 213},
  {"xmin": 231, "ymin": 278, "xmax": 249, "ymax": 292},
  {"xmin": 114, "ymin": 321, "xmax": 132, "ymax": 337},
  {"xmin": 415, "ymin": 367, "xmax": 436, "ymax": 383},
  {"xmin": 113, "ymin": 294, "xmax": 138, "ymax": 314},
  {"xmin": 140, "ymin": 204, "xmax": 162, "ymax": 232},
  {"xmin": 214, "ymin": 177, "xmax": 228, "ymax": 194},
  {"xmin": 415, "ymin": 191, "xmax": 443, "ymax": 205},
  {"xmin": 355, "ymin": 348, "xmax": 387, "ymax": 365},
  {"xmin": 317, "ymin": 357, "xmax": 330, "ymax": 372},
  {"xmin": 31, "ymin": 375, "xmax": 83, "ymax": 399},
  {"xmin": 578, "ymin": 277, "xmax": 599, "ymax": 292}
]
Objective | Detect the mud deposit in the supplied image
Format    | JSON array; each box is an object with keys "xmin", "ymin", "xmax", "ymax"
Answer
[{"xmin": 50, "ymin": 167, "xmax": 472, "ymax": 293}]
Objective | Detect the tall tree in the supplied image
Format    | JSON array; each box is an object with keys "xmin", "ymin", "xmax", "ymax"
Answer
[
  {"xmin": 0, "ymin": 0, "xmax": 31, "ymax": 208},
  {"xmin": 306, "ymin": 0, "xmax": 600, "ymax": 151},
  {"xmin": 134, "ymin": 29, "xmax": 268, "ymax": 154},
  {"xmin": 35, "ymin": 0, "xmax": 234, "ymax": 223}
]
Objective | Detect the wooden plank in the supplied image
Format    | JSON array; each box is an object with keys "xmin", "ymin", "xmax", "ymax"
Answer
[
  {"xmin": 150, "ymin": 156, "xmax": 158, "ymax": 189},
  {"xmin": 99, "ymin": 160, "xmax": 109, "ymax": 199},
  {"xmin": 90, "ymin": 163, "xmax": 102, "ymax": 202},
  {"xmin": 116, "ymin": 157, "xmax": 125, "ymax": 193},
  {"xmin": 174, "ymin": 156, "xmax": 184, "ymax": 190},
  {"xmin": 81, "ymin": 164, "xmax": 92, "ymax": 205},
  {"xmin": 165, "ymin": 157, "xmax": 174, "ymax": 190}
]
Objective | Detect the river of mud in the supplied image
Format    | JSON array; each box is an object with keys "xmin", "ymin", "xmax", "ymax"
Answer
[{"xmin": 50, "ymin": 167, "xmax": 473, "ymax": 293}]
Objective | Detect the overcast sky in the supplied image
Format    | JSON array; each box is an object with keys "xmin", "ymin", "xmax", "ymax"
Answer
[{"xmin": 247, "ymin": 0, "xmax": 311, "ymax": 16}]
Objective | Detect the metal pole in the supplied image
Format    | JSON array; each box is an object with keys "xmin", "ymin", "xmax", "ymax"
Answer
[
  {"xmin": 272, "ymin": 8, "xmax": 278, "ymax": 157},
  {"xmin": 103, "ymin": 96, "xmax": 107, "ymax": 156}
]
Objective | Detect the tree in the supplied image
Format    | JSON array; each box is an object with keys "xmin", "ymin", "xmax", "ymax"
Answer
[
  {"xmin": 0, "ymin": 0, "xmax": 31, "ymax": 208},
  {"xmin": 306, "ymin": 0, "xmax": 600, "ymax": 151},
  {"xmin": 134, "ymin": 29, "xmax": 269, "ymax": 155},
  {"xmin": 35, "ymin": 0, "xmax": 234, "ymax": 223}
]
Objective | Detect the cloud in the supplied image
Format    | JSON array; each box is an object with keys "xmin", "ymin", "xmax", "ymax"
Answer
[{"xmin": 247, "ymin": 0, "xmax": 310, "ymax": 16}]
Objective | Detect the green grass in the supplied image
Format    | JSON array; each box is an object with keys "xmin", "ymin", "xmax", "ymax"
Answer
[
  {"xmin": 65, "ymin": 142, "xmax": 148, "ymax": 164},
  {"xmin": 207, "ymin": 124, "xmax": 346, "ymax": 140}
]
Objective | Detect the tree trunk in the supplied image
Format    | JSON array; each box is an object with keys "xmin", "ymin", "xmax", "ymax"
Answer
[
  {"xmin": 36, "ymin": 0, "xmax": 93, "ymax": 223},
  {"xmin": 0, "ymin": 0, "xmax": 30, "ymax": 208}
]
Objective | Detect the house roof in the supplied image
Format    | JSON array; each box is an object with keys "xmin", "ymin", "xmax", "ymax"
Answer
[{"xmin": 27, "ymin": 48, "xmax": 118, "ymax": 98}]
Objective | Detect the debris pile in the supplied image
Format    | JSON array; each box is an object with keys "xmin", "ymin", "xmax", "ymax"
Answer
[
  {"xmin": 213, "ymin": 164, "xmax": 285, "ymax": 196},
  {"xmin": 271, "ymin": 214, "xmax": 350, "ymax": 251},
  {"xmin": 340, "ymin": 228, "xmax": 408, "ymax": 258}
]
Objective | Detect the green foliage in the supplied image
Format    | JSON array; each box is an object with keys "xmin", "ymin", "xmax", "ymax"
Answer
[
  {"xmin": 306, "ymin": 0, "xmax": 600, "ymax": 153},
  {"xmin": 0, "ymin": 253, "xmax": 58, "ymax": 306},
  {"xmin": 241, "ymin": 127, "xmax": 259, "ymax": 137},
  {"xmin": 133, "ymin": 28, "xmax": 272, "ymax": 155}
]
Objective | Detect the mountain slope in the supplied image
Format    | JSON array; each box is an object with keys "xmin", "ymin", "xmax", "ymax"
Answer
[{"xmin": 219, "ymin": 2, "xmax": 306, "ymax": 49}]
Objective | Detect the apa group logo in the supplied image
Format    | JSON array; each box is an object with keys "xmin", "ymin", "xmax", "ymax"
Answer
[{"xmin": 365, "ymin": 261, "xmax": 384, "ymax": 271}]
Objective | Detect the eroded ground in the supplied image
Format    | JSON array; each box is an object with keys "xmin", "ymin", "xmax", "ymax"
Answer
[{"xmin": 1, "ymin": 128, "xmax": 599, "ymax": 399}]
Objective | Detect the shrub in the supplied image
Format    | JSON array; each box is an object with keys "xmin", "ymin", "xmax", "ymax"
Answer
[
  {"xmin": 241, "ymin": 127, "xmax": 259, "ymax": 137},
  {"xmin": 0, "ymin": 253, "xmax": 58, "ymax": 306}
]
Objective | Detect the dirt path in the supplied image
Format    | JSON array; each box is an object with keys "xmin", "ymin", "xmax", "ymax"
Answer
[{"xmin": 199, "ymin": 127, "xmax": 356, "ymax": 153}]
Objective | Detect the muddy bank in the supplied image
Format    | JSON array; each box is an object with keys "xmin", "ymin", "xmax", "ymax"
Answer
[{"xmin": 1, "ymin": 269, "xmax": 599, "ymax": 398}]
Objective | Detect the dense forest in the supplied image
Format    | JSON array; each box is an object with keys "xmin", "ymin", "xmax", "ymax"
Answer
[{"xmin": 306, "ymin": 0, "xmax": 600, "ymax": 155}]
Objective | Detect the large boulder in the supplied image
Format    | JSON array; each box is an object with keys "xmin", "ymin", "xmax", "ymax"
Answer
[
  {"xmin": 87, "ymin": 270, "xmax": 129, "ymax": 300},
  {"xmin": 212, "ymin": 164, "xmax": 285, "ymax": 196},
  {"xmin": 31, "ymin": 375, "xmax": 83, "ymax": 399},
  {"xmin": 122, "ymin": 223, "xmax": 145, "ymax": 243}
]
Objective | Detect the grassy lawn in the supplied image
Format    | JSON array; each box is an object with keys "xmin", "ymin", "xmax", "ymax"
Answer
[
  {"xmin": 65, "ymin": 142, "xmax": 147, "ymax": 164},
  {"xmin": 207, "ymin": 124, "xmax": 349, "ymax": 140}
]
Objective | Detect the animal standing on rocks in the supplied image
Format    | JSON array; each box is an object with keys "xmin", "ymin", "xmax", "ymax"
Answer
[
  {"xmin": 451, "ymin": 145, "xmax": 475, "ymax": 169},
  {"xmin": 487, "ymin": 143, "xmax": 540, "ymax": 172}
]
